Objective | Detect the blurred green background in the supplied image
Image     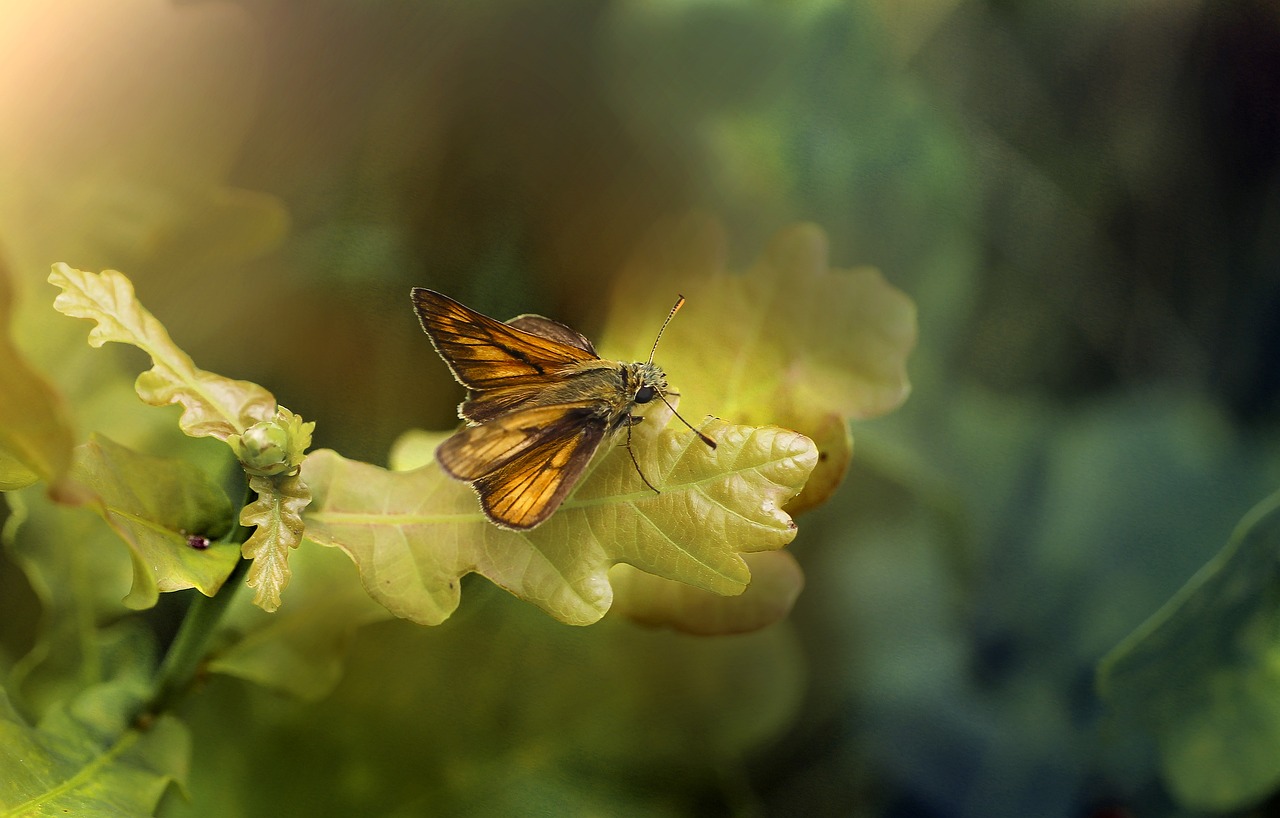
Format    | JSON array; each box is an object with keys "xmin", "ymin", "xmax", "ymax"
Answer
[{"xmin": 2, "ymin": 0, "xmax": 1280, "ymax": 815}]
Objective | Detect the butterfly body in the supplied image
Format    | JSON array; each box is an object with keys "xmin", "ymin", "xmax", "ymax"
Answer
[{"xmin": 411, "ymin": 288, "xmax": 689, "ymax": 531}]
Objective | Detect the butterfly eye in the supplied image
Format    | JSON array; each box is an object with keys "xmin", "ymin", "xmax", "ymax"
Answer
[{"xmin": 634, "ymin": 385, "xmax": 656, "ymax": 404}]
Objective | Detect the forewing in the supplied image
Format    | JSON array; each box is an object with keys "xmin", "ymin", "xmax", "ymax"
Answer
[{"xmin": 411, "ymin": 288, "xmax": 597, "ymax": 391}]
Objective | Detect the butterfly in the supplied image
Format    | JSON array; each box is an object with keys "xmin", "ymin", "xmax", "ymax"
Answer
[{"xmin": 411, "ymin": 288, "xmax": 715, "ymax": 530}]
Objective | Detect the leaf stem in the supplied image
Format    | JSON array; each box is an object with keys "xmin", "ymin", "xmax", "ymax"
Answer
[
  {"xmin": 147, "ymin": 485, "xmax": 254, "ymax": 714},
  {"xmin": 148, "ymin": 558, "xmax": 248, "ymax": 713}
]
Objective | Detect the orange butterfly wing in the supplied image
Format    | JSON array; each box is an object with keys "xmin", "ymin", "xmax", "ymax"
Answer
[
  {"xmin": 411, "ymin": 289, "xmax": 598, "ymax": 392},
  {"xmin": 436, "ymin": 402, "xmax": 608, "ymax": 529}
]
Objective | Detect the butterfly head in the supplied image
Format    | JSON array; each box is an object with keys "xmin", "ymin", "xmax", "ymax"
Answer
[{"xmin": 631, "ymin": 361, "xmax": 667, "ymax": 405}]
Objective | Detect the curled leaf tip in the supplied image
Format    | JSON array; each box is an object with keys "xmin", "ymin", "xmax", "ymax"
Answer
[{"xmin": 49, "ymin": 263, "xmax": 277, "ymax": 440}]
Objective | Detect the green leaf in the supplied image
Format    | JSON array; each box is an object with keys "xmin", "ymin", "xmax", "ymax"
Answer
[
  {"xmin": 241, "ymin": 472, "xmax": 311, "ymax": 613},
  {"xmin": 56, "ymin": 435, "xmax": 238, "ymax": 610},
  {"xmin": 304, "ymin": 409, "xmax": 816, "ymax": 626},
  {"xmin": 48, "ymin": 264, "xmax": 275, "ymax": 441},
  {"xmin": 205, "ymin": 542, "xmax": 390, "ymax": 701},
  {"xmin": 0, "ymin": 636, "xmax": 188, "ymax": 817},
  {"xmin": 0, "ymin": 257, "xmax": 73, "ymax": 489},
  {"xmin": 0, "ymin": 584, "xmax": 184, "ymax": 815},
  {"xmin": 2, "ymin": 490, "xmax": 133, "ymax": 719},
  {"xmin": 1098, "ymin": 488, "xmax": 1280, "ymax": 811},
  {"xmin": 47, "ymin": 265, "xmax": 318, "ymax": 613},
  {"xmin": 599, "ymin": 218, "xmax": 916, "ymax": 513}
]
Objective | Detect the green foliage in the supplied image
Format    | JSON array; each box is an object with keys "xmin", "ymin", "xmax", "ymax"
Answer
[
  {"xmin": 846, "ymin": 389, "xmax": 1280, "ymax": 816},
  {"xmin": 236, "ymin": 413, "xmax": 316, "ymax": 612},
  {"xmin": 233, "ymin": 408, "xmax": 316, "ymax": 612},
  {"xmin": 15, "ymin": 1, "xmax": 1267, "ymax": 814},
  {"xmin": 4, "ymin": 216, "xmax": 870, "ymax": 810},
  {"xmin": 604, "ymin": 221, "xmax": 915, "ymax": 426},
  {"xmin": 37, "ymin": 248, "xmax": 849, "ymax": 634},
  {"xmin": 1099, "ymin": 490, "xmax": 1280, "ymax": 811},
  {"xmin": 48, "ymin": 265, "xmax": 315, "ymax": 612},
  {"xmin": 608, "ymin": 551, "xmax": 806, "ymax": 635},
  {"xmin": 239, "ymin": 472, "xmax": 310, "ymax": 613},
  {"xmin": 306, "ymin": 416, "xmax": 816, "ymax": 626},
  {"xmin": 3, "ymin": 490, "xmax": 134, "ymax": 720},
  {"xmin": 0, "ymin": 634, "xmax": 188, "ymax": 817},
  {"xmin": 0, "ymin": 529, "xmax": 185, "ymax": 818},
  {"xmin": 3, "ymin": 0, "xmax": 1020, "ymax": 812},
  {"xmin": 60, "ymin": 436, "xmax": 238, "ymax": 610}
]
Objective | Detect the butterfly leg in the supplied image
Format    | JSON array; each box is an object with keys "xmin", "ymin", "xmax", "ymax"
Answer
[{"xmin": 622, "ymin": 416, "xmax": 660, "ymax": 494}]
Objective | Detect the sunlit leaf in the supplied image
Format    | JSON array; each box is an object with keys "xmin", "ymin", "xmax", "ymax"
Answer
[
  {"xmin": 305, "ymin": 407, "xmax": 816, "ymax": 626},
  {"xmin": 48, "ymin": 264, "xmax": 275, "ymax": 441},
  {"xmin": 1098, "ymin": 488, "xmax": 1280, "ymax": 811},
  {"xmin": 385, "ymin": 428, "xmax": 438, "ymax": 472},
  {"xmin": 779, "ymin": 410, "xmax": 853, "ymax": 516},
  {"xmin": 599, "ymin": 217, "xmax": 916, "ymax": 513},
  {"xmin": 241, "ymin": 472, "xmax": 311, "ymax": 613},
  {"xmin": 52, "ymin": 435, "xmax": 238, "ymax": 611},
  {"xmin": 389, "ymin": 397, "xmax": 811, "ymax": 636},
  {"xmin": 228, "ymin": 406, "xmax": 316, "ymax": 612}
]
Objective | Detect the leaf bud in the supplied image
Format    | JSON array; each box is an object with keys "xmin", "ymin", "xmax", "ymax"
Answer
[{"xmin": 230, "ymin": 406, "xmax": 314, "ymax": 477}]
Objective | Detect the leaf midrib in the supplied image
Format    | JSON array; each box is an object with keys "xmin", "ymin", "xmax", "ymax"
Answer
[{"xmin": 1, "ymin": 727, "xmax": 143, "ymax": 817}]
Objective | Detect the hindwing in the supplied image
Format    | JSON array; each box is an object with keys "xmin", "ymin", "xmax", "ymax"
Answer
[{"xmin": 436, "ymin": 402, "xmax": 609, "ymax": 530}]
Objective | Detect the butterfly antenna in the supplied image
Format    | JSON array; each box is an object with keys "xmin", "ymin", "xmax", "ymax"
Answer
[
  {"xmin": 647, "ymin": 295, "xmax": 685, "ymax": 365},
  {"xmin": 647, "ymin": 295, "xmax": 715, "ymax": 449},
  {"xmin": 660, "ymin": 393, "xmax": 717, "ymax": 449}
]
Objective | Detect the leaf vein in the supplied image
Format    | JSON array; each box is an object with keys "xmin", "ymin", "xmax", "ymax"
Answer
[
  {"xmin": 3, "ymin": 728, "xmax": 143, "ymax": 816},
  {"xmin": 625, "ymin": 499, "xmax": 727, "ymax": 580}
]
